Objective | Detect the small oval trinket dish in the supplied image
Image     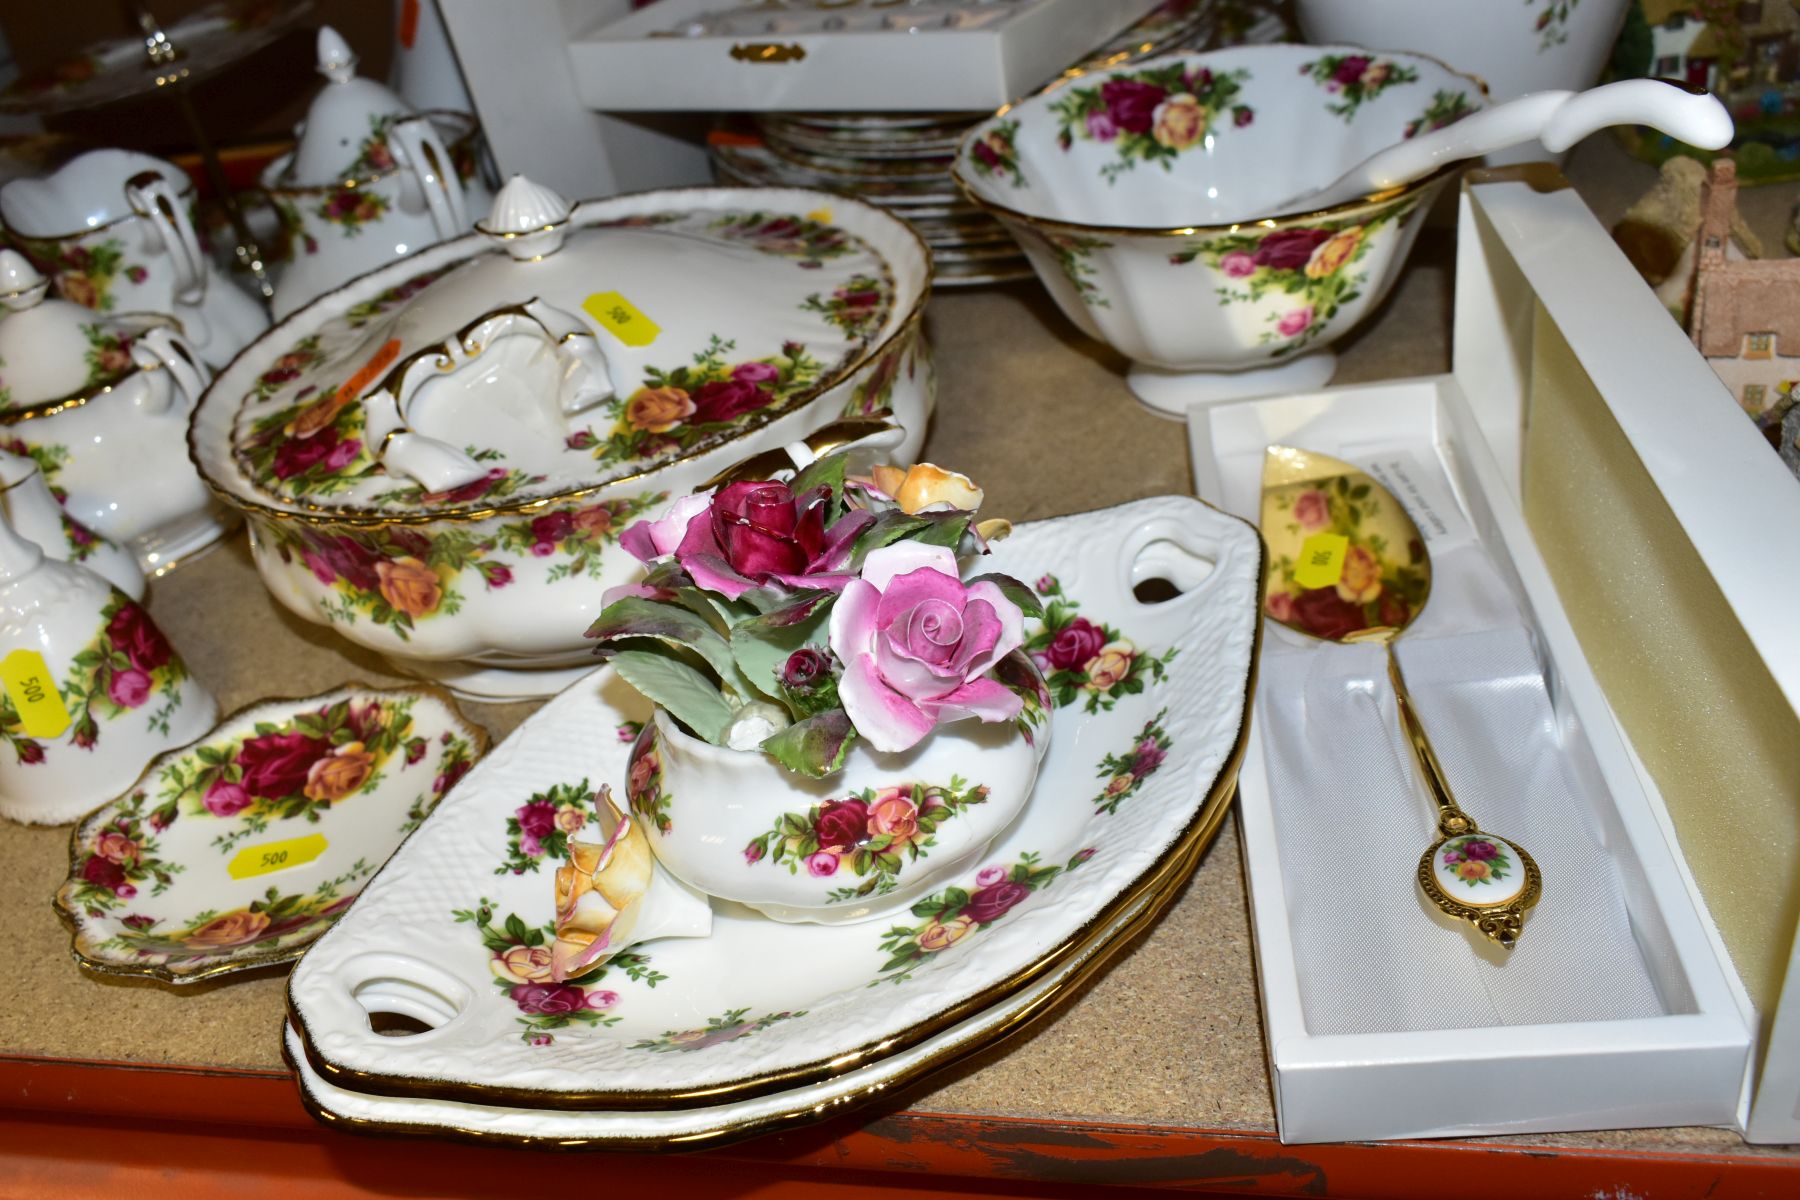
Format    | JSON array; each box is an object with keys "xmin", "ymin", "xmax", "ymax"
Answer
[{"xmin": 55, "ymin": 684, "xmax": 488, "ymax": 984}]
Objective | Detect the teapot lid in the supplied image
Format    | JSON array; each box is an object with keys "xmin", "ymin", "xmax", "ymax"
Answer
[
  {"xmin": 0, "ymin": 249, "xmax": 174, "ymax": 422},
  {"xmin": 191, "ymin": 184, "xmax": 926, "ymax": 522},
  {"xmin": 286, "ymin": 26, "xmax": 418, "ymax": 186}
]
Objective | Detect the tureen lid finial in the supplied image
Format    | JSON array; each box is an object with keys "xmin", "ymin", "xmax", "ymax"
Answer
[
  {"xmin": 478, "ymin": 175, "xmax": 574, "ymax": 260},
  {"xmin": 316, "ymin": 25, "xmax": 359, "ymax": 85},
  {"xmin": 0, "ymin": 250, "xmax": 47, "ymax": 313}
]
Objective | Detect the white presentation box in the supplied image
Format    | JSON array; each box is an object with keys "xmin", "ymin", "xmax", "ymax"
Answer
[{"xmin": 1185, "ymin": 168, "xmax": 1793, "ymax": 1144}]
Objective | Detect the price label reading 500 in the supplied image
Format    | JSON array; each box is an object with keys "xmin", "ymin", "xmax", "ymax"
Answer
[
  {"xmin": 228, "ymin": 833, "xmax": 329, "ymax": 880},
  {"xmin": 0, "ymin": 649, "xmax": 72, "ymax": 739},
  {"xmin": 584, "ymin": 291, "xmax": 661, "ymax": 348}
]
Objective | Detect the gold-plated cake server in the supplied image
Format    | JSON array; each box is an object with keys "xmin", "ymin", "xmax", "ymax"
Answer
[{"xmin": 1260, "ymin": 446, "xmax": 1541, "ymax": 949}]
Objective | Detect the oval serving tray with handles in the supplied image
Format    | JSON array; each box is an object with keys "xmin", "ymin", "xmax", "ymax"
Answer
[{"xmin": 285, "ymin": 495, "xmax": 1262, "ymax": 1116}]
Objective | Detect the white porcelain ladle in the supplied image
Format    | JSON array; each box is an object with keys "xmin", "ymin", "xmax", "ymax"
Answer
[{"xmin": 1270, "ymin": 78, "xmax": 1734, "ymax": 216}]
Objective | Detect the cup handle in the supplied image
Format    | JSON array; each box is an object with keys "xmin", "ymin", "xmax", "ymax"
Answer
[
  {"xmin": 389, "ymin": 116, "xmax": 467, "ymax": 243},
  {"xmin": 129, "ymin": 327, "xmax": 208, "ymax": 415},
  {"xmin": 123, "ymin": 172, "xmax": 206, "ymax": 304}
]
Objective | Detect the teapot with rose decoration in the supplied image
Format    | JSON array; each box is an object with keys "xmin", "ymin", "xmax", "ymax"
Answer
[{"xmin": 585, "ymin": 442, "xmax": 1051, "ymax": 926}]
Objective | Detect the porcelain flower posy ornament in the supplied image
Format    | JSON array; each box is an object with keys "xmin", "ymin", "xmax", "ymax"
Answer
[{"xmin": 588, "ymin": 447, "xmax": 1048, "ymax": 924}]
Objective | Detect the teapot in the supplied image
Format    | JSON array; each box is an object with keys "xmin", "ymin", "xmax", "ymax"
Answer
[
  {"xmin": 262, "ymin": 26, "xmax": 492, "ymax": 319},
  {"xmin": 0, "ymin": 149, "xmax": 270, "ymax": 370},
  {"xmin": 0, "ymin": 250, "xmax": 236, "ymax": 573}
]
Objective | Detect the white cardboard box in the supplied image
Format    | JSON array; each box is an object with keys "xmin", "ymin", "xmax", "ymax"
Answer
[
  {"xmin": 561, "ymin": 0, "xmax": 1162, "ymax": 112},
  {"xmin": 1185, "ymin": 171, "xmax": 1766, "ymax": 1144}
]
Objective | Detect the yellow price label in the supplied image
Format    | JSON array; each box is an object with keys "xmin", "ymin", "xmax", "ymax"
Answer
[
  {"xmin": 1, "ymin": 649, "xmax": 70, "ymax": 739},
  {"xmin": 1292, "ymin": 533, "xmax": 1349, "ymax": 590},
  {"xmin": 583, "ymin": 291, "xmax": 661, "ymax": 348},
  {"xmin": 806, "ymin": 206, "xmax": 832, "ymax": 224},
  {"xmin": 227, "ymin": 833, "xmax": 328, "ymax": 880}
]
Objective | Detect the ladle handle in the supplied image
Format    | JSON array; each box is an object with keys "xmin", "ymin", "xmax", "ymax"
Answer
[{"xmin": 1386, "ymin": 646, "xmax": 1471, "ymax": 839}]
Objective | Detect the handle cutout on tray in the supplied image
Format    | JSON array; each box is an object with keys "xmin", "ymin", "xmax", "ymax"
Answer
[
  {"xmin": 1127, "ymin": 528, "xmax": 1219, "ymax": 606},
  {"xmin": 342, "ymin": 951, "xmax": 471, "ymax": 1038}
]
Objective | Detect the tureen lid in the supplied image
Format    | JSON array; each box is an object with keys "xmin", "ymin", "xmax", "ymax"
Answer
[
  {"xmin": 193, "ymin": 183, "xmax": 922, "ymax": 522},
  {"xmin": 0, "ymin": 249, "xmax": 175, "ymax": 420},
  {"xmin": 287, "ymin": 26, "xmax": 418, "ymax": 185}
]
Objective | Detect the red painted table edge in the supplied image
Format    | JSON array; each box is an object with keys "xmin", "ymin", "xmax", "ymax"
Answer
[{"xmin": 0, "ymin": 1052, "xmax": 1795, "ymax": 1197}]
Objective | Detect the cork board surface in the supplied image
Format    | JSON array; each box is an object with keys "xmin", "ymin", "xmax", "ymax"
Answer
[{"xmin": 0, "ymin": 136, "xmax": 1786, "ymax": 1155}]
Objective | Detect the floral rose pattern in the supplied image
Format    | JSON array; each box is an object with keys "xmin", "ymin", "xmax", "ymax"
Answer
[
  {"xmin": 631, "ymin": 1007, "xmax": 803, "ymax": 1053},
  {"xmin": 1532, "ymin": 0, "xmax": 1579, "ymax": 51},
  {"xmin": 343, "ymin": 267, "xmax": 452, "ymax": 329},
  {"xmin": 1022, "ymin": 574, "xmax": 1175, "ymax": 714},
  {"xmin": 710, "ymin": 211, "xmax": 853, "ymax": 268},
  {"xmin": 315, "ymin": 187, "xmax": 390, "ymax": 235},
  {"xmin": 742, "ymin": 778, "xmax": 990, "ymax": 903},
  {"xmin": 801, "ymin": 274, "xmax": 889, "ymax": 340},
  {"xmin": 1169, "ymin": 198, "xmax": 1417, "ymax": 355},
  {"xmin": 1263, "ymin": 473, "xmax": 1430, "ymax": 639},
  {"xmin": 261, "ymin": 489, "xmax": 663, "ymax": 638},
  {"xmin": 1044, "ymin": 233, "xmax": 1112, "ymax": 308},
  {"xmin": 967, "ymin": 119, "xmax": 1026, "ymax": 188},
  {"xmin": 1299, "ymin": 54, "xmax": 1420, "ymax": 122},
  {"xmin": 624, "ymin": 724, "xmax": 672, "ymax": 834},
  {"xmin": 65, "ymin": 787, "xmax": 184, "ymax": 916},
  {"xmin": 875, "ymin": 847, "xmax": 1097, "ymax": 984},
  {"xmin": 497, "ymin": 779, "xmax": 593, "ymax": 875},
  {"xmin": 1404, "ymin": 90, "xmax": 1478, "ymax": 140},
  {"xmin": 841, "ymin": 333, "xmax": 929, "ymax": 421},
  {"xmin": 0, "ymin": 591, "xmax": 192, "ymax": 766},
  {"xmin": 0, "ymin": 435, "xmax": 105, "ymax": 563},
  {"xmin": 1441, "ymin": 836, "xmax": 1514, "ymax": 886},
  {"xmin": 1051, "ymin": 62, "xmax": 1252, "ymax": 183},
  {"xmin": 1091, "ymin": 708, "xmax": 1173, "ymax": 816},
  {"xmin": 581, "ymin": 336, "xmax": 822, "ymax": 470},
  {"xmin": 453, "ymin": 897, "xmax": 666, "ymax": 1044},
  {"xmin": 82, "ymin": 325, "xmax": 137, "ymax": 385},
  {"xmin": 132, "ymin": 695, "xmax": 473, "ymax": 855},
  {"xmin": 94, "ymin": 864, "xmax": 371, "ymax": 970},
  {"xmin": 7, "ymin": 235, "xmax": 145, "ymax": 314}
]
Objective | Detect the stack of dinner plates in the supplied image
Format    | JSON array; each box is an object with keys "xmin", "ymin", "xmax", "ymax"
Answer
[{"xmin": 706, "ymin": 0, "xmax": 1244, "ymax": 287}]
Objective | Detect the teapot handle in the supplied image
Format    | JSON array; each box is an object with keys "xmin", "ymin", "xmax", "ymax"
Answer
[
  {"xmin": 389, "ymin": 116, "xmax": 468, "ymax": 243},
  {"xmin": 124, "ymin": 172, "xmax": 207, "ymax": 305},
  {"xmin": 129, "ymin": 327, "xmax": 209, "ymax": 415}
]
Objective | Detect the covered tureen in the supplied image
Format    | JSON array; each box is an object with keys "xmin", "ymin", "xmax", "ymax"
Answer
[{"xmin": 189, "ymin": 179, "xmax": 933, "ymax": 699}]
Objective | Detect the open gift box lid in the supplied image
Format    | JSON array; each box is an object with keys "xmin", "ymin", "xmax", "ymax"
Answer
[{"xmin": 1187, "ymin": 165, "xmax": 1793, "ymax": 1144}]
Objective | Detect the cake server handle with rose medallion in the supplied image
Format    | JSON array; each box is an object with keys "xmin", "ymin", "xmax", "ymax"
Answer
[{"xmin": 1260, "ymin": 446, "xmax": 1542, "ymax": 949}]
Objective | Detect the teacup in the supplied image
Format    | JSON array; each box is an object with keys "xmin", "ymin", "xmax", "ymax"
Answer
[{"xmin": 0, "ymin": 149, "xmax": 270, "ymax": 369}]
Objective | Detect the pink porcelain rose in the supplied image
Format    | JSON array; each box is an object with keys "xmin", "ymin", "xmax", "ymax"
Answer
[{"xmin": 828, "ymin": 543, "xmax": 1024, "ymax": 753}]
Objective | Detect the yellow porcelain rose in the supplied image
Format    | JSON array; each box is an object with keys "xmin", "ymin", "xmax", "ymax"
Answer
[
  {"xmin": 1152, "ymin": 94, "xmax": 1208, "ymax": 150},
  {"xmin": 1304, "ymin": 227, "xmax": 1364, "ymax": 279},
  {"xmin": 868, "ymin": 462, "xmax": 984, "ymax": 514},
  {"xmin": 551, "ymin": 785, "xmax": 654, "ymax": 981},
  {"xmin": 492, "ymin": 943, "xmax": 556, "ymax": 985}
]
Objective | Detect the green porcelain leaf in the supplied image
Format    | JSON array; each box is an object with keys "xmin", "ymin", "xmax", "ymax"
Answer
[
  {"xmin": 610, "ymin": 648, "xmax": 734, "ymax": 745},
  {"xmin": 759, "ymin": 709, "xmax": 856, "ymax": 778}
]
